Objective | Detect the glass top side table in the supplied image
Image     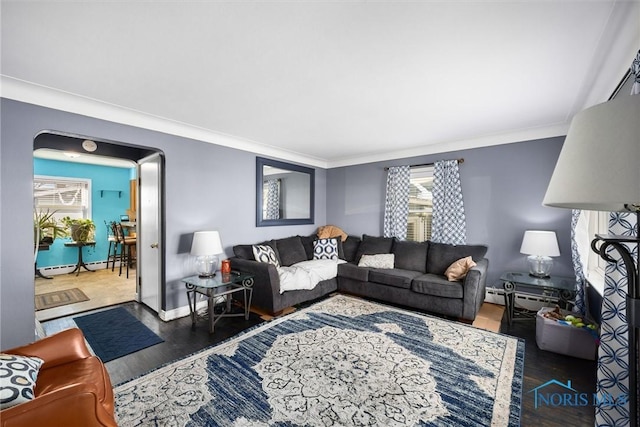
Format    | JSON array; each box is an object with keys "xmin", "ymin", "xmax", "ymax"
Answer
[
  {"xmin": 500, "ymin": 271, "xmax": 576, "ymax": 326},
  {"xmin": 182, "ymin": 272, "xmax": 254, "ymax": 333}
]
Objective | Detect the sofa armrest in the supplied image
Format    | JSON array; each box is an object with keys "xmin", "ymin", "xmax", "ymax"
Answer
[
  {"xmin": 4, "ymin": 328, "xmax": 92, "ymax": 370},
  {"xmin": 461, "ymin": 258, "xmax": 489, "ymax": 321},
  {"xmin": 230, "ymin": 258, "xmax": 281, "ymax": 314},
  {"xmin": 0, "ymin": 382, "xmax": 117, "ymax": 427}
]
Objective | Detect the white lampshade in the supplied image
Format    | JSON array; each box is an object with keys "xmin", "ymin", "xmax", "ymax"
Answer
[
  {"xmin": 191, "ymin": 231, "xmax": 223, "ymax": 277},
  {"xmin": 520, "ymin": 230, "xmax": 560, "ymax": 257},
  {"xmin": 190, "ymin": 231, "xmax": 223, "ymax": 256},
  {"xmin": 520, "ymin": 230, "xmax": 560, "ymax": 278},
  {"xmin": 543, "ymin": 94, "xmax": 640, "ymax": 212}
]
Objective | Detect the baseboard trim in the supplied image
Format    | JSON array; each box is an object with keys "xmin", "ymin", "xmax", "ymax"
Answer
[{"xmin": 159, "ymin": 300, "xmax": 208, "ymax": 322}]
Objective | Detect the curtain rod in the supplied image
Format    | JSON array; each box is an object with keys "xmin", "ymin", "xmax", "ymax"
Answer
[
  {"xmin": 384, "ymin": 158, "xmax": 464, "ymax": 171},
  {"xmin": 608, "ymin": 68, "xmax": 632, "ymax": 101}
]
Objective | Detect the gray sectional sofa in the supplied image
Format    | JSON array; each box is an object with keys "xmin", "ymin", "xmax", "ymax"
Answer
[{"xmin": 231, "ymin": 234, "xmax": 488, "ymax": 321}]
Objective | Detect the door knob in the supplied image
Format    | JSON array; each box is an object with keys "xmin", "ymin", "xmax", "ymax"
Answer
[{"xmin": 150, "ymin": 243, "xmax": 159, "ymax": 248}]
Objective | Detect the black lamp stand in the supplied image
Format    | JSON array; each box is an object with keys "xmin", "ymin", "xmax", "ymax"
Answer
[{"xmin": 592, "ymin": 210, "xmax": 640, "ymax": 427}]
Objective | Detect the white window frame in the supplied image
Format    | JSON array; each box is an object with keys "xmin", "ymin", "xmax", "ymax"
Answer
[
  {"xmin": 34, "ymin": 175, "xmax": 92, "ymax": 222},
  {"xmin": 585, "ymin": 210, "xmax": 609, "ymax": 296}
]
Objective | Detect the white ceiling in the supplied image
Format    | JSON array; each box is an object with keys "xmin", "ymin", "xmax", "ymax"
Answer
[{"xmin": 2, "ymin": 1, "xmax": 639, "ymax": 168}]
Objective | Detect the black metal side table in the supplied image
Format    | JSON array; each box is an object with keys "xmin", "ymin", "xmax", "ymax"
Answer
[
  {"xmin": 500, "ymin": 271, "xmax": 575, "ymax": 326},
  {"xmin": 182, "ymin": 272, "xmax": 254, "ymax": 333}
]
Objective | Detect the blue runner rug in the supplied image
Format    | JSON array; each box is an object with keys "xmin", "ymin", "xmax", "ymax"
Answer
[
  {"xmin": 116, "ymin": 294, "xmax": 523, "ymax": 426},
  {"xmin": 74, "ymin": 307, "xmax": 163, "ymax": 362}
]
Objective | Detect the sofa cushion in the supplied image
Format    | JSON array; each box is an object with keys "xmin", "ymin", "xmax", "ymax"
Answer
[
  {"xmin": 313, "ymin": 238, "xmax": 339, "ymax": 260},
  {"xmin": 0, "ymin": 353, "xmax": 44, "ymax": 409},
  {"xmin": 338, "ymin": 262, "xmax": 370, "ymax": 282},
  {"xmin": 355, "ymin": 235, "xmax": 393, "ymax": 263},
  {"xmin": 368, "ymin": 268, "xmax": 422, "ymax": 289},
  {"xmin": 275, "ymin": 236, "xmax": 308, "ymax": 266},
  {"xmin": 426, "ymin": 242, "xmax": 488, "ymax": 276},
  {"xmin": 445, "ymin": 256, "xmax": 477, "ymax": 281},
  {"xmin": 252, "ymin": 244, "xmax": 281, "ymax": 268},
  {"xmin": 358, "ymin": 254, "xmax": 395, "ymax": 269},
  {"xmin": 233, "ymin": 244, "xmax": 255, "ymax": 260},
  {"xmin": 341, "ymin": 236, "xmax": 361, "ymax": 262},
  {"xmin": 411, "ymin": 274, "xmax": 465, "ymax": 298},
  {"xmin": 392, "ymin": 239, "xmax": 428, "ymax": 273},
  {"xmin": 294, "ymin": 234, "xmax": 315, "ymax": 260}
]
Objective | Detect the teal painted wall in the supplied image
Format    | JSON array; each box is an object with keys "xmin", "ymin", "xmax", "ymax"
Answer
[{"xmin": 34, "ymin": 158, "xmax": 135, "ymax": 268}]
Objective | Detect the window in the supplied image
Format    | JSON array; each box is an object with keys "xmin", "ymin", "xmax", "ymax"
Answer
[
  {"xmin": 406, "ymin": 166, "xmax": 434, "ymax": 242},
  {"xmin": 34, "ymin": 175, "xmax": 91, "ymax": 223},
  {"xmin": 584, "ymin": 210, "xmax": 609, "ymax": 295}
]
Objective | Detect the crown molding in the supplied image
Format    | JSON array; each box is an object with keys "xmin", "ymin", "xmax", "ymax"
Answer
[
  {"xmin": 325, "ymin": 123, "xmax": 570, "ymax": 168},
  {"xmin": 0, "ymin": 76, "xmax": 329, "ymax": 169},
  {"xmin": 2, "ymin": 75, "xmax": 570, "ymax": 171}
]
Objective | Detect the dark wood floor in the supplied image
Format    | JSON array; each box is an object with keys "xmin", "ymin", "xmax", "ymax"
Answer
[{"xmin": 43, "ymin": 298, "xmax": 597, "ymax": 426}]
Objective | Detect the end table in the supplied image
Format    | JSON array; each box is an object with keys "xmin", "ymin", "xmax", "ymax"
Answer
[
  {"xmin": 500, "ymin": 271, "xmax": 575, "ymax": 326},
  {"xmin": 181, "ymin": 272, "xmax": 254, "ymax": 333}
]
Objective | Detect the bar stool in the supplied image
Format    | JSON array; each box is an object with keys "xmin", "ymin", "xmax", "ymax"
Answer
[
  {"xmin": 105, "ymin": 221, "xmax": 118, "ymax": 271},
  {"xmin": 115, "ymin": 223, "xmax": 136, "ymax": 278}
]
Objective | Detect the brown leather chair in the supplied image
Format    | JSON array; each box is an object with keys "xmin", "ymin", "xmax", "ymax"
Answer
[{"xmin": 1, "ymin": 328, "xmax": 117, "ymax": 427}]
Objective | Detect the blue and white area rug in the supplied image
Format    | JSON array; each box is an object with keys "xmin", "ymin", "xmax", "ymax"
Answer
[{"xmin": 115, "ymin": 294, "xmax": 523, "ymax": 426}]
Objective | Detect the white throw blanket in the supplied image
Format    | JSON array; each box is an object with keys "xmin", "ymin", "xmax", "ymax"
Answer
[{"xmin": 278, "ymin": 259, "xmax": 346, "ymax": 294}]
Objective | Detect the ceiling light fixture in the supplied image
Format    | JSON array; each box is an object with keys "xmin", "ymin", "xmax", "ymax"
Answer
[{"xmin": 82, "ymin": 140, "xmax": 97, "ymax": 152}]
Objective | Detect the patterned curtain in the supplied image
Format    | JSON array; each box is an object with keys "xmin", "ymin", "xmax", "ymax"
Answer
[
  {"xmin": 595, "ymin": 49, "xmax": 640, "ymax": 427},
  {"xmin": 265, "ymin": 179, "xmax": 280, "ymax": 220},
  {"xmin": 570, "ymin": 209, "xmax": 587, "ymax": 315},
  {"xmin": 431, "ymin": 160, "xmax": 466, "ymax": 244},
  {"xmin": 383, "ymin": 166, "xmax": 410, "ymax": 240},
  {"xmin": 595, "ymin": 212, "xmax": 638, "ymax": 426}
]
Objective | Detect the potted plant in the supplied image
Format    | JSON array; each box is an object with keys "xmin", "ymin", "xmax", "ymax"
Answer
[
  {"xmin": 61, "ymin": 216, "xmax": 96, "ymax": 243},
  {"xmin": 34, "ymin": 209, "xmax": 66, "ymax": 246}
]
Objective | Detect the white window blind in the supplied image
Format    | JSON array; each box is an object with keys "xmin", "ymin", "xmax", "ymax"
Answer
[{"xmin": 34, "ymin": 175, "xmax": 91, "ymax": 220}]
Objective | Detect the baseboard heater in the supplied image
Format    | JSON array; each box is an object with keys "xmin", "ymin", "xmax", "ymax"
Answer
[
  {"xmin": 39, "ymin": 260, "xmax": 117, "ymax": 276},
  {"xmin": 485, "ymin": 286, "xmax": 560, "ymax": 312}
]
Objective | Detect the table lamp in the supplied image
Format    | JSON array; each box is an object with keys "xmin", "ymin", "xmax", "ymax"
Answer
[
  {"xmin": 520, "ymin": 230, "xmax": 560, "ymax": 278},
  {"xmin": 544, "ymin": 93, "xmax": 639, "ymax": 426},
  {"xmin": 190, "ymin": 231, "xmax": 223, "ymax": 278}
]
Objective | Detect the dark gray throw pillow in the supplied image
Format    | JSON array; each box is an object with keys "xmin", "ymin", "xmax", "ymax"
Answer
[
  {"xmin": 276, "ymin": 236, "xmax": 308, "ymax": 266},
  {"xmin": 392, "ymin": 239, "xmax": 429, "ymax": 273},
  {"xmin": 298, "ymin": 234, "xmax": 316, "ymax": 260},
  {"xmin": 426, "ymin": 242, "xmax": 488, "ymax": 276},
  {"xmin": 341, "ymin": 235, "xmax": 362, "ymax": 262},
  {"xmin": 355, "ymin": 235, "xmax": 394, "ymax": 263},
  {"xmin": 233, "ymin": 245, "xmax": 254, "ymax": 260}
]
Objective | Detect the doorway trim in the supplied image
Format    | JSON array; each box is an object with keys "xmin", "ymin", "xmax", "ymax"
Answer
[{"xmin": 33, "ymin": 130, "xmax": 165, "ymax": 314}]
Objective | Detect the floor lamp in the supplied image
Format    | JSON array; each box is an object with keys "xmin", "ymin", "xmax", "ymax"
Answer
[{"xmin": 544, "ymin": 94, "xmax": 639, "ymax": 426}]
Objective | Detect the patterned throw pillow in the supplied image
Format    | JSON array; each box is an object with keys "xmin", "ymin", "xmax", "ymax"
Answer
[
  {"xmin": 0, "ymin": 353, "xmax": 44, "ymax": 409},
  {"xmin": 313, "ymin": 238, "xmax": 339, "ymax": 260},
  {"xmin": 444, "ymin": 256, "xmax": 477, "ymax": 281},
  {"xmin": 252, "ymin": 245, "xmax": 280, "ymax": 267},
  {"xmin": 358, "ymin": 254, "xmax": 395, "ymax": 269}
]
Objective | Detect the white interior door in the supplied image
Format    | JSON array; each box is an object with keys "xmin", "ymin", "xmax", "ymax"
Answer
[{"xmin": 138, "ymin": 153, "xmax": 162, "ymax": 312}]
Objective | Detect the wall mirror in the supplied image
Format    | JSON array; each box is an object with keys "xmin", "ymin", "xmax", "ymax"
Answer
[{"xmin": 256, "ymin": 157, "xmax": 315, "ymax": 227}]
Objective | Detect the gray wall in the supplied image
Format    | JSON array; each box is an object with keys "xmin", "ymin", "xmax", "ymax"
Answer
[
  {"xmin": 0, "ymin": 99, "xmax": 326, "ymax": 349},
  {"xmin": 0, "ymin": 97, "xmax": 572, "ymax": 349},
  {"xmin": 326, "ymin": 137, "xmax": 574, "ymax": 287}
]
